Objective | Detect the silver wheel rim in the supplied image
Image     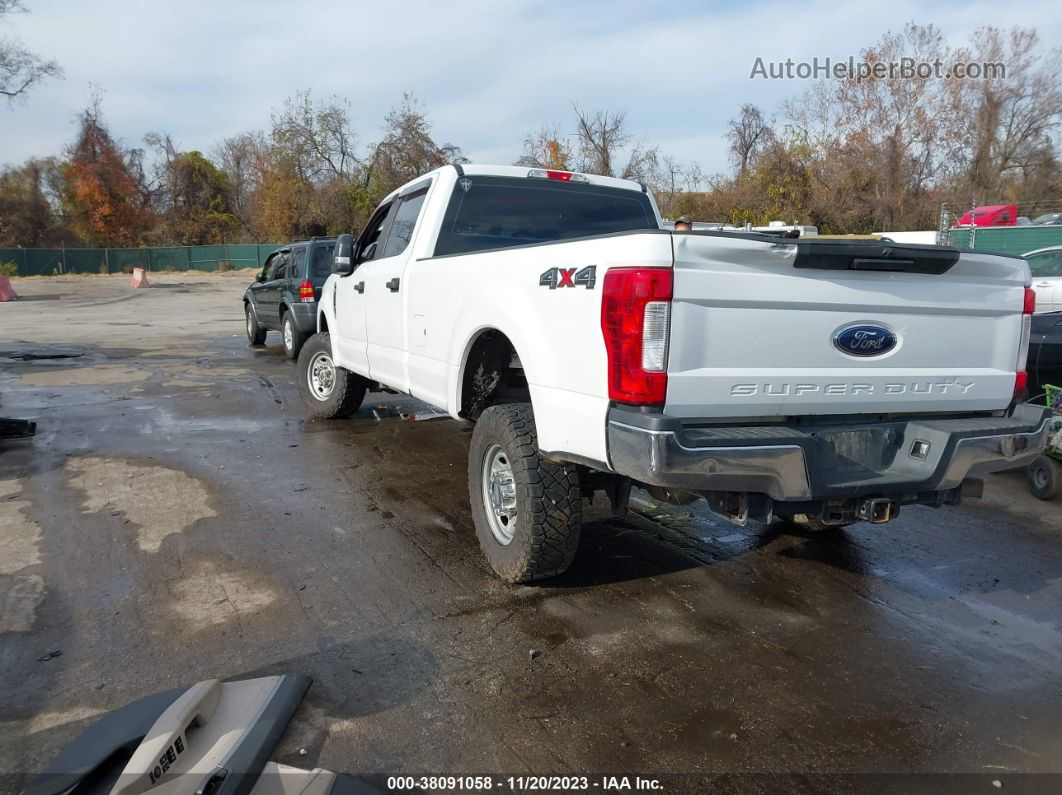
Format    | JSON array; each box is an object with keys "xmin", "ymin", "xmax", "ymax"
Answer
[
  {"xmin": 481, "ymin": 443, "xmax": 518, "ymax": 545},
  {"xmin": 1034, "ymin": 465, "xmax": 1049, "ymax": 490},
  {"xmin": 246, "ymin": 310, "xmax": 254, "ymax": 338},
  {"xmin": 283, "ymin": 317, "xmax": 293, "ymax": 351},
  {"xmin": 307, "ymin": 351, "xmax": 336, "ymax": 401}
]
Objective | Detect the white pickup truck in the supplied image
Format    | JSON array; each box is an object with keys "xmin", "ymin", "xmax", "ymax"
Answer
[{"xmin": 296, "ymin": 164, "xmax": 1048, "ymax": 583}]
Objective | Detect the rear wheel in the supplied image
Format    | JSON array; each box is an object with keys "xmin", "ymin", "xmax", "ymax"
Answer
[
  {"xmin": 245, "ymin": 304, "xmax": 266, "ymax": 346},
  {"xmin": 296, "ymin": 333, "xmax": 366, "ymax": 419},
  {"xmin": 468, "ymin": 403, "xmax": 582, "ymax": 583},
  {"xmin": 282, "ymin": 312, "xmax": 306, "ymax": 359},
  {"xmin": 1027, "ymin": 456, "xmax": 1058, "ymax": 500}
]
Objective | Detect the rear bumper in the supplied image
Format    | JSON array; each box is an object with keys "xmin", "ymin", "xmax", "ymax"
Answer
[
  {"xmin": 287, "ymin": 301, "xmax": 318, "ymax": 333},
  {"xmin": 606, "ymin": 403, "xmax": 1050, "ymax": 502}
]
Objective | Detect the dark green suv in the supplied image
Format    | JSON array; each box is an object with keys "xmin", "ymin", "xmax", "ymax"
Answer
[{"xmin": 243, "ymin": 238, "xmax": 335, "ymax": 358}]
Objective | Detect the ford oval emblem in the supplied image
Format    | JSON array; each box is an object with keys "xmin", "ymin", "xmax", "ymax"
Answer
[{"xmin": 833, "ymin": 324, "xmax": 897, "ymax": 357}]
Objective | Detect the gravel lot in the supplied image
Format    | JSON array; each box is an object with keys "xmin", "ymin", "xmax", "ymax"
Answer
[{"xmin": 1, "ymin": 274, "xmax": 1061, "ymax": 792}]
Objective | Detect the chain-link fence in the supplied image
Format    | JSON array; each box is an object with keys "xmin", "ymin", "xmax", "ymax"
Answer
[{"xmin": 0, "ymin": 244, "xmax": 285, "ymax": 277}]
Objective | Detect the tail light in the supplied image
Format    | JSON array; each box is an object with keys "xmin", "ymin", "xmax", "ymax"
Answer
[
  {"xmin": 601, "ymin": 267, "xmax": 673, "ymax": 405},
  {"xmin": 298, "ymin": 279, "xmax": 315, "ymax": 303},
  {"xmin": 1016, "ymin": 286, "xmax": 1034, "ymax": 398}
]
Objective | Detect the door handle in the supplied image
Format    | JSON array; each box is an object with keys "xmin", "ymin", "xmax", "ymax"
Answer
[
  {"xmin": 354, "ymin": 281, "xmax": 364, "ymax": 294},
  {"xmin": 1037, "ymin": 282, "xmax": 1052, "ymax": 288},
  {"xmin": 386, "ymin": 277, "xmax": 401, "ymax": 292}
]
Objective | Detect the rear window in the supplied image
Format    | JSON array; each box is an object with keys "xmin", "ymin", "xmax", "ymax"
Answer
[
  {"xmin": 310, "ymin": 244, "xmax": 333, "ymax": 278},
  {"xmin": 433, "ymin": 176, "xmax": 658, "ymax": 257}
]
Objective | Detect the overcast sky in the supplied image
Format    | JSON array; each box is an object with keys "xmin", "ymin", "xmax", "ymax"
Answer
[{"xmin": 3, "ymin": 0, "xmax": 1060, "ymax": 175}]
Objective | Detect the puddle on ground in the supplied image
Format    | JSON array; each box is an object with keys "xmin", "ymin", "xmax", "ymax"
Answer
[
  {"xmin": 64, "ymin": 456, "xmax": 216, "ymax": 552},
  {"xmin": 157, "ymin": 364, "xmax": 252, "ymax": 378},
  {"xmin": 135, "ymin": 405, "xmax": 267, "ymax": 435},
  {"xmin": 170, "ymin": 559, "xmax": 278, "ymax": 631}
]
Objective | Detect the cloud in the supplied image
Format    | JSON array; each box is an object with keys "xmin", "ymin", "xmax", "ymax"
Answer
[{"xmin": 2, "ymin": 0, "xmax": 1059, "ymax": 176}]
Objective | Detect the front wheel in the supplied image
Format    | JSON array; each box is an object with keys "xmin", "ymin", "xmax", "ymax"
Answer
[
  {"xmin": 468, "ymin": 403, "xmax": 582, "ymax": 583},
  {"xmin": 282, "ymin": 312, "xmax": 306, "ymax": 359},
  {"xmin": 296, "ymin": 333, "xmax": 367, "ymax": 419},
  {"xmin": 1027, "ymin": 456, "xmax": 1058, "ymax": 500}
]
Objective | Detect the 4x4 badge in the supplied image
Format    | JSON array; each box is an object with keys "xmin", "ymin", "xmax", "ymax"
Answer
[{"xmin": 539, "ymin": 266, "xmax": 596, "ymax": 290}]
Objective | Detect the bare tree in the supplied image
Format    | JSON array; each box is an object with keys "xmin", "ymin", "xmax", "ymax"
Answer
[
  {"xmin": 211, "ymin": 132, "xmax": 265, "ymax": 237},
  {"xmin": 270, "ymin": 90, "xmax": 358, "ymax": 183},
  {"xmin": 366, "ymin": 93, "xmax": 465, "ymax": 193},
  {"xmin": 572, "ymin": 105, "xmax": 660, "ymax": 182},
  {"xmin": 0, "ymin": 0, "xmax": 61, "ymax": 102},
  {"xmin": 949, "ymin": 27, "xmax": 1062, "ymax": 199},
  {"xmin": 516, "ymin": 124, "xmax": 574, "ymax": 170},
  {"xmin": 727, "ymin": 104, "xmax": 772, "ymax": 178},
  {"xmin": 573, "ymin": 106, "xmax": 629, "ymax": 176}
]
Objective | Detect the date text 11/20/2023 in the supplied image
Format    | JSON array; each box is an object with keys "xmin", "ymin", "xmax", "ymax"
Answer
[{"xmin": 385, "ymin": 775, "xmax": 664, "ymax": 791}]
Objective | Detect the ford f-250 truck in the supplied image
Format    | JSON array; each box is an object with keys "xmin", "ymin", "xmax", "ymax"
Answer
[{"xmin": 295, "ymin": 164, "xmax": 1049, "ymax": 583}]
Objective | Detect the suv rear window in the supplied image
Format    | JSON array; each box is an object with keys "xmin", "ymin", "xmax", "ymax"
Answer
[
  {"xmin": 433, "ymin": 176, "xmax": 658, "ymax": 257},
  {"xmin": 310, "ymin": 244, "xmax": 333, "ymax": 278}
]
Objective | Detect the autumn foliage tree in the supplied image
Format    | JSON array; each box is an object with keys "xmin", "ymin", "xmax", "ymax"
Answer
[{"xmin": 57, "ymin": 96, "xmax": 153, "ymax": 246}]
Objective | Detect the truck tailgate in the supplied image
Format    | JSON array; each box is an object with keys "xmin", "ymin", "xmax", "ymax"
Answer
[{"xmin": 665, "ymin": 234, "xmax": 1030, "ymax": 419}]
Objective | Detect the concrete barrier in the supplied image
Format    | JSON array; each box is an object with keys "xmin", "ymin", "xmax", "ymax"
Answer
[
  {"xmin": 130, "ymin": 267, "xmax": 150, "ymax": 288},
  {"xmin": 0, "ymin": 275, "xmax": 19, "ymax": 301}
]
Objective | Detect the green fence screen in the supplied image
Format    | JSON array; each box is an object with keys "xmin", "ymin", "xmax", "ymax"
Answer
[
  {"xmin": 944, "ymin": 226, "xmax": 1062, "ymax": 257},
  {"xmin": 0, "ymin": 244, "xmax": 285, "ymax": 277}
]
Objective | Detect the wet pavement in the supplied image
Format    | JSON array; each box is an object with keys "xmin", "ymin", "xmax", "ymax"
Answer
[{"xmin": 1, "ymin": 275, "xmax": 1062, "ymax": 793}]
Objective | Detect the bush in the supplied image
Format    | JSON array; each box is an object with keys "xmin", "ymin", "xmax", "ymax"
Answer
[{"xmin": 0, "ymin": 261, "xmax": 18, "ymax": 277}]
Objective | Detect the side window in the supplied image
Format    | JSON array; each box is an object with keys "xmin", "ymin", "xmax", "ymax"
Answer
[
  {"xmin": 292, "ymin": 248, "xmax": 306, "ymax": 279},
  {"xmin": 311, "ymin": 245, "xmax": 333, "ymax": 278},
  {"xmin": 274, "ymin": 251, "xmax": 290, "ymax": 280},
  {"xmin": 262, "ymin": 253, "xmax": 279, "ymax": 280},
  {"xmin": 1030, "ymin": 252, "xmax": 1062, "ymax": 277},
  {"xmin": 356, "ymin": 202, "xmax": 396, "ymax": 265},
  {"xmin": 381, "ymin": 186, "xmax": 429, "ymax": 259}
]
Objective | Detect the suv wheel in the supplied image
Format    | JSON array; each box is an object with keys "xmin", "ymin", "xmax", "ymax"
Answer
[
  {"xmin": 296, "ymin": 333, "xmax": 366, "ymax": 419},
  {"xmin": 1027, "ymin": 455, "xmax": 1058, "ymax": 500},
  {"xmin": 282, "ymin": 312, "xmax": 306, "ymax": 359},
  {"xmin": 245, "ymin": 304, "xmax": 266, "ymax": 346},
  {"xmin": 468, "ymin": 403, "xmax": 582, "ymax": 583}
]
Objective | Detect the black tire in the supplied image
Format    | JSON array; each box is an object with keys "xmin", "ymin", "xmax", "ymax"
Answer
[
  {"xmin": 245, "ymin": 303, "xmax": 266, "ymax": 345},
  {"xmin": 282, "ymin": 311, "xmax": 306, "ymax": 359},
  {"xmin": 296, "ymin": 333, "xmax": 366, "ymax": 419},
  {"xmin": 1027, "ymin": 456, "xmax": 1058, "ymax": 500},
  {"xmin": 468, "ymin": 403, "xmax": 581, "ymax": 583}
]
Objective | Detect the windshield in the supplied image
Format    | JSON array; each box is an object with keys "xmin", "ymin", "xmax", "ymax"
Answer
[{"xmin": 433, "ymin": 175, "xmax": 658, "ymax": 257}]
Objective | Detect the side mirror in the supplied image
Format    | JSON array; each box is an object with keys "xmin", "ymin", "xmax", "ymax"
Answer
[
  {"xmin": 333, "ymin": 234, "xmax": 355, "ymax": 275},
  {"xmin": 256, "ymin": 272, "xmax": 267, "ymax": 283}
]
